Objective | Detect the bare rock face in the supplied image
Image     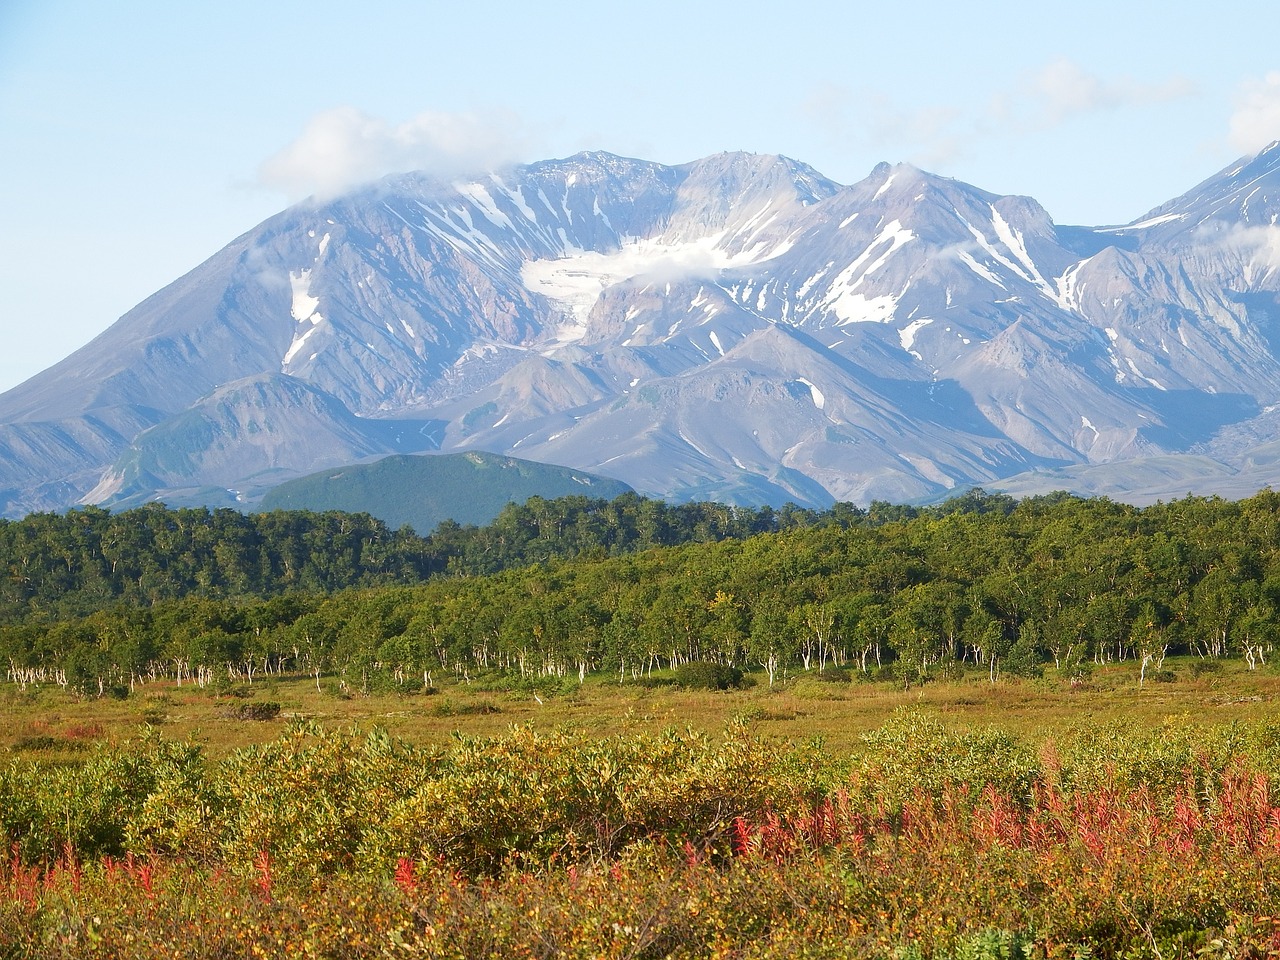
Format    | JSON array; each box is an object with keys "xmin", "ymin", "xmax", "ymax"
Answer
[{"xmin": 5, "ymin": 143, "xmax": 1280, "ymax": 516}]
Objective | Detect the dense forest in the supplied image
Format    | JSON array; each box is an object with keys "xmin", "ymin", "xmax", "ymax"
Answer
[
  {"xmin": 4, "ymin": 487, "xmax": 1280, "ymax": 695},
  {"xmin": 0, "ymin": 493, "xmax": 832, "ymax": 619}
]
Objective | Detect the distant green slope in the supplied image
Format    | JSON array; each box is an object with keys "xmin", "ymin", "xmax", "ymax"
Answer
[{"xmin": 257, "ymin": 452, "xmax": 633, "ymax": 533}]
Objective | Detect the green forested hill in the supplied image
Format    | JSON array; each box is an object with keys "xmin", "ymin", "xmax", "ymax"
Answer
[{"xmin": 257, "ymin": 451, "xmax": 633, "ymax": 532}]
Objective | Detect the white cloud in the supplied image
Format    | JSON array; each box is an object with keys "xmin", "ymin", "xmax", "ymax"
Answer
[
  {"xmin": 1029, "ymin": 58, "xmax": 1193, "ymax": 124},
  {"xmin": 806, "ymin": 59, "xmax": 1194, "ymax": 175},
  {"xmin": 1230, "ymin": 72, "xmax": 1280, "ymax": 153},
  {"xmin": 1032, "ymin": 59, "xmax": 1110, "ymax": 120},
  {"xmin": 1213, "ymin": 223, "xmax": 1280, "ymax": 265},
  {"xmin": 258, "ymin": 106, "xmax": 536, "ymax": 201}
]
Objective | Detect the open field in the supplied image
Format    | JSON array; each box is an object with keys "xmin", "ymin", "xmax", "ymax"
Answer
[{"xmin": 6, "ymin": 656, "xmax": 1280, "ymax": 760}]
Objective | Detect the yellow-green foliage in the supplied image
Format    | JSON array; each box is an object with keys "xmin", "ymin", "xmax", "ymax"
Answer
[
  {"xmin": 371, "ymin": 721, "xmax": 822, "ymax": 872},
  {"xmin": 850, "ymin": 709, "xmax": 1041, "ymax": 811},
  {"xmin": 7, "ymin": 716, "xmax": 1280, "ymax": 957}
]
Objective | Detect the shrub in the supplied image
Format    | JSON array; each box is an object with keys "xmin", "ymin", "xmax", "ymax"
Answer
[
  {"xmin": 953, "ymin": 928, "xmax": 1036, "ymax": 960},
  {"xmin": 1189, "ymin": 659, "xmax": 1224, "ymax": 677},
  {"xmin": 372, "ymin": 721, "xmax": 798, "ymax": 873},
  {"xmin": 673, "ymin": 662, "xmax": 744, "ymax": 690},
  {"xmin": 1003, "ymin": 637, "xmax": 1044, "ymax": 679},
  {"xmin": 861, "ymin": 665, "xmax": 897, "ymax": 684},
  {"xmin": 851, "ymin": 709, "xmax": 1040, "ymax": 810},
  {"xmin": 227, "ymin": 701, "xmax": 281, "ymax": 721},
  {"xmin": 813, "ymin": 666, "xmax": 851, "ymax": 683},
  {"xmin": 474, "ymin": 671, "xmax": 572, "ymax": 697}
]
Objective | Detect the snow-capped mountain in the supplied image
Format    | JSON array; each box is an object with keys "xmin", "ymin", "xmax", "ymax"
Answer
[{"xmin": 4, "ymin": 142, "xmax": 1280, "ymax": 516}]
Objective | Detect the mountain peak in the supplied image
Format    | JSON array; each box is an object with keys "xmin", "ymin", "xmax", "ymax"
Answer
[
  {"xmin": 1122, "ymin": 138, "xmax": 1280, "ymax": 234},
  {"xmin": 1218, "ymin": 138, "xmax": 1280, "ymax": 186},
  {"xmin": 560, "ymin": 149, "xmax": 643, "ymax": 172},
  {"xmin": 1255, "ymin": 138, "xmax": 1280, "ymax": 159},
  {"xmin": 524, "ymin": 151, "xmax": 671, "ymax": 188},
  {"xmin": 678, "ymin": 151, "xmax": 840, "ymax": 200},
  {"xmin": 855, "ymin": 160, "xmax": 945, "ymax": 196}
]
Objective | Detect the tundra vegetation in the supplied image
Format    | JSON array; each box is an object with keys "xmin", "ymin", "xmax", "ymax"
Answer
[{"xmin": 5, "ymin": 489, "xmax": 1280, "ymax": 956}]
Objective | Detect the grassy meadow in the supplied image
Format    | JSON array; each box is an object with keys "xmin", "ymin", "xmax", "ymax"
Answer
[{"xmin": 4, "ymin": 655, "xmax": 1279, "ymax": 759}]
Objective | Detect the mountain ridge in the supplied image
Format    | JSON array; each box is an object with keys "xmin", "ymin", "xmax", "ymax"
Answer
[{"xmin": 4, "ymin": 144, "xmax": 1280, "ymax": 516}]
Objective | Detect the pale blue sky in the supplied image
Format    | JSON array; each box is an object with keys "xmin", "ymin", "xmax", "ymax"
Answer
[{"xmin": 2, "ymin": 0, "xmax": 1279, "ymax": 392}]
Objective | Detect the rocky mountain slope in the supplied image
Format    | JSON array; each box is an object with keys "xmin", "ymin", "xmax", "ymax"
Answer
[{"xmin": 3, "ymin": 142, "xmax": 1280, "ymax": 516}]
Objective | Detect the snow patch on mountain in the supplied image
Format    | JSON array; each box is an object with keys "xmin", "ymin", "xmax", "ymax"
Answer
[
  {"xmin": 1104, "ymin": 212, "xmax": 1185, "ymax": 232},
  {"xmin": 289, "ymin": 270, "xmax": 320, "ymax": 323},
  {"xmin": 283, "ymin": 269, "xmax": 325, "ymax": 368},
  {"xmin": 795, "ymin": 377, "xmax": 825, "ymax": 410},
  {"xmin": 521, "ymin": 232, "xmax": 790, "ymax": 328},
  {"xmin": 492, "ymin": 176, "xmax": 540, "ymax": 221},
  {"xmin": 899, "ymin": 316, "xmax": 934, "ymax": 355},
  {"xmin": 959, "ymin": 251, "xmax": 1006, "ymax": 289},
  {"xmin": 1125, "ymin": 357, "xmax": 1166, "ymax": 390},
  {"xmin": 962, "ymin": 217, "xmax": 1046, "ymax": 293},
  {"xmin": 988, "ymin": 206, "xmax": 1057, "ymax": 301},
  {"xmin": 822, "ymin": 220, "xmax": 914, "ymax": 324},
  {"xmin": 1053, "ymin": 260, "xmax": 1088, "ymax": 312},
  {"xmin": 454, "ymin": 181, "xmax": 518, "ymax": 232}
]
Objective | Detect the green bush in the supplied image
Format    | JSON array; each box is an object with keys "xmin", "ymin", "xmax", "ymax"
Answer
[
  {"xmin": 673, "ymin": 662, "xmax": 744, "ymax": 690},
  {"xmin": 1188, "ymin": 658, "xmax": 1224, "ymax": 677},
  {"xmin": 372, "ymin": 721, "xmax": 799, "ymax": 873},
  {"xmin": 474, "ymin": 671, "xmax": 573, "ymax": 697},
  {"xmin": 861, "ymin": 665, "xmax": 897, "ymax": 684},
  {"xmin": 953, "ymin": 929, "xmax": 1035, "ymax": 960},
  {"xmin": 228, "ymin": 701, "xmax": 281, "ymax": 721},
  {"xmin": 1003, "ymin": 636, "xmax": 1044, "ymax": 678},
  {"xmin": 813, "ymin": 666, "xmax": 852, "ymax": 683},
  {"xmin": 851, "ymin": 709, "xmax": 1040, "ymax": 811}
]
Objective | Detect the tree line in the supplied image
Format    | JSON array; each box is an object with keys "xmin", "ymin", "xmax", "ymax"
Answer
[
  {"xmin": 6, "ymin": 487, "xmax": 1280, "ymax": 693},
  {"xmin": 0, "ymin": 493, "xmax": 845, "ymax": 622}
]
